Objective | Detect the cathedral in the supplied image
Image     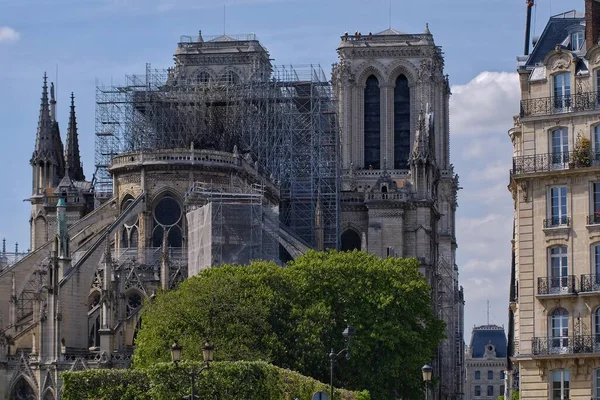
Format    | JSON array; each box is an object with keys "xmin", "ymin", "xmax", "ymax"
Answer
[{"xmin": 0, "ymin": 26, "xmax": 463, "ymax": 400}]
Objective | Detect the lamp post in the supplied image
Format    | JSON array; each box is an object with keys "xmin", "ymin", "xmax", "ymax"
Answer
[
  {"xmin": 421, "ymin": 364, "xmax": 433, "ymax": 400},
  {"xmin": 171, "ymin": 341, "xmax": 215, "ymax": 400},
  {"xmin": 329, "ymin": 325, "xmax": 355, "ymax": 400}
]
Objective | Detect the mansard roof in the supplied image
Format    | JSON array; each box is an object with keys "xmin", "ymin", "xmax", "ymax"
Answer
[
  {"xmin": 469, "ymin": 324, "xmax": 507, "ymax": 358},
  {"xmin": 524, "ymin": 10, "xmax": 585, "ymax": 68}
]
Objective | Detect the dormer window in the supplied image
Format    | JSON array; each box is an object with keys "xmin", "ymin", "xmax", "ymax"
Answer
[{"xmin": 571, "ymin": 31, "xmax": 584, "ymax": 50}]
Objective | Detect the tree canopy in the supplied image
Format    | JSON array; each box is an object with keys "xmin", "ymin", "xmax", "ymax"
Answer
[{"xmin": 134, "ymin": 250, "xmax": 444, "ymax": 399}]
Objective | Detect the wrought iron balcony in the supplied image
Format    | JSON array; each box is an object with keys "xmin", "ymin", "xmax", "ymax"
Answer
[
  {"xmin": 581, "ymin": 274, "xmax": 600, "ymax": 293},
  {"xmin": 520, "ymin": 92, "xmax": 600, "ymax": 118},
  {"xmin": 532, "ymin": 335, "xmax": 600, "ymax": 356},
  {"xmin": 588, "ymin": 214, "xmax": 600, "ymax": 225},
  {"xmin": 512, "ymin": 150, "xmax": 600, "ymax": 175},
  {"xmin": 537, "ymin": 275, "xmax": 577, "ymax": 296},
  {"xmin": 543, "ymin": 216, "xmax": 570, "ymax": 228}
]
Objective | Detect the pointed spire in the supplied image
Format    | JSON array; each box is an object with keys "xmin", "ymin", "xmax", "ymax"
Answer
[
  {"xmin": 65, "ymin": 92, "xmax": 85, "ymax": 181},
  {"xmin": 50, "ymin": 82, "xmax": 57, "ymax": 122},
  {"xmin": 32, "ymin": 73, "xmax": 53, "ymax": 163}
]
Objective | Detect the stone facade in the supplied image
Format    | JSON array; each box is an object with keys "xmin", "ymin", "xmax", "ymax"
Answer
[
  {"xmin": 464, "ymin": 325, "xmax": 507, "ymax": 400},
  {"xmin": 1, "ymin": 27, "xmax": 464, "ymax": 400},
  {"xmin": 509, "ymin": 2, "xmax": 600, "ymax": 399},
  {"xmin": 333, "ymin": 28, "xmax": 463, "ymax": 399}
]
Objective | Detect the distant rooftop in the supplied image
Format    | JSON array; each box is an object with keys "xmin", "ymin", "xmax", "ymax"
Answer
[
  {"xmin": 376, "ymin": 28, "xmax": 406, "ymax": 35},
  {"xmin": 469, "ymin": 324, "xmax": 507, "ymax": 358}
]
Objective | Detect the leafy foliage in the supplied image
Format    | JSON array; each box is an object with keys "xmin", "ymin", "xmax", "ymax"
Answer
[
  {"xmin": 497, "ymin": 390, "xmax": 520, "ymax": 400},
  {"xmin": 573, "ymin": 134, "xmax": 592, "ymax": 167},
  {"xmin": 62, "ymin": 361, "xmax": 369, "ymax": 400},
  {"xmin": 134, "ymin": 250, "xmax": 444, "ymax": 399}
]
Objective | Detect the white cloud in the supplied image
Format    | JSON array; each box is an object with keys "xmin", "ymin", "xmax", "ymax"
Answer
[
  {"xmin": 0, "ymin": 26, "xmax": 20, "ymax": 43},
  {"xmin": 450, "ymin": 72, "xmax": 520, "ymax": 137},
  {"xmin": 450, "ymin": 71, "xmax": 519, "ymax": 334}
]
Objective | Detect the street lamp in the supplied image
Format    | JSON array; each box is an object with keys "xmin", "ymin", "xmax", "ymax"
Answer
[
  {"xmin": 171, "ymin": 341, "xmax": 214, "ymax": 400},
  {"xmin": 422, "ymin": 364, "xmax": 433, "ymax": 400},
  {"xmin": 329, "ymin": 325, "xmax": 355, "ymax": 400}
]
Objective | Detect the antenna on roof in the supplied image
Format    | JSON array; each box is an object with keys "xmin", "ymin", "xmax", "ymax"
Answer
[
  {"xmin": 487, "ymin": 300, "xmax": 490, "ymax": 325},
  {"xmin": 389, "ymin": 0, "xmax": 392, "ymax": 29},
  {"xmin": 223, "ymin": 4, "xmax": 226, "ymax": 35},
  {"xmin": 524, "ymin": 1, "xmax": 534, "ymax": 55}
]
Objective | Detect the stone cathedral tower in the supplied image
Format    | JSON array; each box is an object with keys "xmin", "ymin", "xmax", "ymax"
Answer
[{"xmin": 333, "ymin": 27, "xmax": 464, "ymax": 399}]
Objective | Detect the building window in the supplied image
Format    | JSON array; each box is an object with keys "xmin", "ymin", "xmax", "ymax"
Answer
[
  {"xmin": 548, "ymin": 246, "xmax": 569, "ymax": 294},
  {"xmin": 548, "ymin": 186, "xmax": 568, "ymax": 226},
  {"xmin": 595, "ymin": 369, "xmax": 600, "ymax": 400},
  {"xmin": 475, "ymin": 370, "xmax": 480, "ymax": 380},
  {"xmin": 553, "ymin": 73, "xmax": 571, "ymax": 110},
  {"xmin": 500, "ymin": 385, "xmax": 505, "ymax": 395},
  {"xmin": 364, "ymin": 75, "xmax": 381, "ymax": 169},
  {"xmin": 550, "ymin": 308, "xmax": 569, "ymax": 352},
  {"xmin": 474, "ymin": 385, "xmax": 481, "ymax": 396},
  {"xmin": 595, "ymin": 308, "xmax": 600, "ymax": 345},
  {"xmin": 393, "ymin": 74, "xmax": 410, "ymax": 169},
  {"xmin": 152, "ymin": 194, "xmax": 183, "ymax": 248},
  {"xmin": 487, "ymin": 370, "xmax": 493, "ymax": 380},
  {"xmin": 550, "ymin": 128, "xmax": 569, "ymax": 167},
  {"xmin": 592, "ymin": 183, "xmax": 600, "ymax": 224},
  {"xmin": 500, "ymin": 370, "xmax": 505, "ymax": 380},
  {"xmin": 551, "ymin": 369, "xmax": 570, "ymax": 400},
  {"xmin": 219, "ymin": 71, "xmax": 238, "ymax": 84},
  {"xmin": 487, "ymin": 385, "xmax": 494, "ymax": 396},
  {"xmin": 571, "ymin": 31, "xmax": 584, "ymax": 50}
]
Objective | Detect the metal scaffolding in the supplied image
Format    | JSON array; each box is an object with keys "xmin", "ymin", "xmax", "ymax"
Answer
[{"xmin": 95, "ymin": 63, "xmax": 339, "ymax": 250}]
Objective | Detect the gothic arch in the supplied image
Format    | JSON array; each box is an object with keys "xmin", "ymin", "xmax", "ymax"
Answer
[
  {"xmin": 356, "ymin": 63, "xmax": 386, "ymax": 88},
  {"xmin": 8, "ymin": 373, "xmax": 38, "ymax": 400},
  {"xmin": 218, "ymin": 66, "xmax": 245, "ymax": 84},
  {"xmin": 340, "ymin": 228, "xmax": 361, "ymax": 252},
  {"xmin": 42, "ymin": 388, "xmax": 56, "ymax": 400},
  {"xmin": 149, "ymin": 188, "xmax": 184, "ymax": 207},
  {"xmin": 387, "ymin": 61, "xmax": 418, "ymax": 86}
]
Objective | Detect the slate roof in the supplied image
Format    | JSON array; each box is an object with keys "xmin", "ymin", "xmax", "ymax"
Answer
[
  {"xmin": 469, "ymin": 324, "xmax": 507, "ymax": 358},
  {"xmin": 525, "ymin": 10, "xmax": 585, "ymax": 68}
]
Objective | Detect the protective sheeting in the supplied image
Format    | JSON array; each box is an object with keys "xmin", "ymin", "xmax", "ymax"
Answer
[{"xmin": 187, "ymin": 201, "xmax": 279, "ymax": 276}]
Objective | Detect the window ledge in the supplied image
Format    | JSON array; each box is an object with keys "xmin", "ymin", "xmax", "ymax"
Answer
[{"xmin": 543, "ymin": 225, "xmax": 570, "ymax": 242}]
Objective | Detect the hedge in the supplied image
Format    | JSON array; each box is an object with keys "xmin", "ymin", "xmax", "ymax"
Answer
[{"xmin": 62, "ymin": 361, "xmax": 370, "ymax": 400}]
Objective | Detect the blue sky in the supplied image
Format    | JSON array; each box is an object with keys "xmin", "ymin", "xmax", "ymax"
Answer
[{"xmin": 0, "ymin": 0, "xmax": 586, "ymax": 340}]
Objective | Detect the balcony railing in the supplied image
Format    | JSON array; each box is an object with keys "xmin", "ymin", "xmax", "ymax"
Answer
[
  {"xmin": 512, "ymin": 150, "xmax": 600, "ymax": 175},
  {"xmin": 588, "ymin": 214, "xmax": 600, "ymax": 225},
  {"xmin": 520, "ymin": 92, "xmax": 600, "ymax": 117},
  {"xmin": 532, "ymin": 335, "xmax": 600, "ymax": 356},
  {"xmin": 543, "ymin": 216, "xmax": 570, "ymax": 228},
  {"xmin": 581, "ymin": 274, "xmax": 600, "ymax": 293},
  {"xmin": 537, "ymin": 275, "xmax": 577, "ymax": 296}
]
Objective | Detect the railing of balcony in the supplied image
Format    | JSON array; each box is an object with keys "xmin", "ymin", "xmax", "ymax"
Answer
[
  {"xmin": 532, "ymin": 335, "xmax": 600, "ymax": 356},
  {"xmin": 520, "ymin": 92, "xmax": 600, "ymax": 118},
  {"xmin": 512, "ymin": 150, "xmax": 600, "ymax": 175},
  {"xmin": 537, "ymin": 275, "xmax": 577, "ymax": 295},
  {"xmin": 543, "ymin": 216, "xmax": 570, "ymax": 228},
  {"xmin": 587, "ymin": 214, "xmax": 600, "ymax": 225},
  {"xmin": 581, "ymin": 274, "xmax": 600, "ymax": 293}
]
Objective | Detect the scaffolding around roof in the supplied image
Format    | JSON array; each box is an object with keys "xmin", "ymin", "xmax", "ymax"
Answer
[{"xmin": 94, "ymin": 63, "xmax": 339, "ymax": 249}]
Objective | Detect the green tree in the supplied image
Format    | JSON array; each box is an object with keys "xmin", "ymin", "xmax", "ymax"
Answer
[
  {"xmin": 497, "ymin": 389, "xmax": 520, "ymax": 400},
  {"xmin": 134, "ymin": 250, "xmax": 444, "ymax": 399}
]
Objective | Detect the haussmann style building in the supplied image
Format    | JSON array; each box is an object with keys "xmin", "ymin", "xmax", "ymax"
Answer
[
  {"xmin": 508, "ymin": 0, "xmax": 600, "ymax": 399},
  {"xmin": 464, "ymin": 324, "xmax": 507, "ymax": 400}
]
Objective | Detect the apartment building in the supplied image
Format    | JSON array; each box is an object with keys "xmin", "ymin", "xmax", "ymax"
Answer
[{"xmin": 508, "ymin": 1, "xmax": 600, "ymax": 399}]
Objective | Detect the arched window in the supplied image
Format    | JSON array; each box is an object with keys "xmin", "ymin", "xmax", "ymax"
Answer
[
  {"xmin": 364, "ymin": 75, "xmax": 381, "ymax": 169},
  {"xmin": 195, "ymin": 71, "xmax": 210, "ymax": 85},
  {"xmin": 11, "ymin": 377, "xmax": 36, "ymax": 400},
  {"xmin": 550, "ymin": 308, "xmax": 569, "ymax": 352},
  {"xmin": 393, "ymin": 74, "xmax": 410, "ymax": 169},
  {"xmin": 42, "ymin": 389, "xmax": 55, "ymax": 400},
  {"xmin": 220, "ymin": 71, "xmax": 238, "ymax": 85},
  {"xmin": 340, "ymin": 229, "xmax": 361, "ymax": 251},
  {"xmin": 152, "ymin": 194, "xmax": 183, "ymax": 248},
  {"xmin": 121, "ymin": 196, "xmax": 139, "ymax": 249},
  {"xmin": 551, "ymin": 369, "xmax": 570, "ymax": 400},
  {"xmin": 126, "ymin": 291, "xmax": 143, "ymax": 317},
  {"xmin": 88, "ymin": 315, "xmax": 100, "ymax": 349}
]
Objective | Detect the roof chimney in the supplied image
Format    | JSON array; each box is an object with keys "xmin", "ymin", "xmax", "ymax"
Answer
[{"xmin": 586, "ymin": 0, "xmax": 600, "ymax": 51}]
